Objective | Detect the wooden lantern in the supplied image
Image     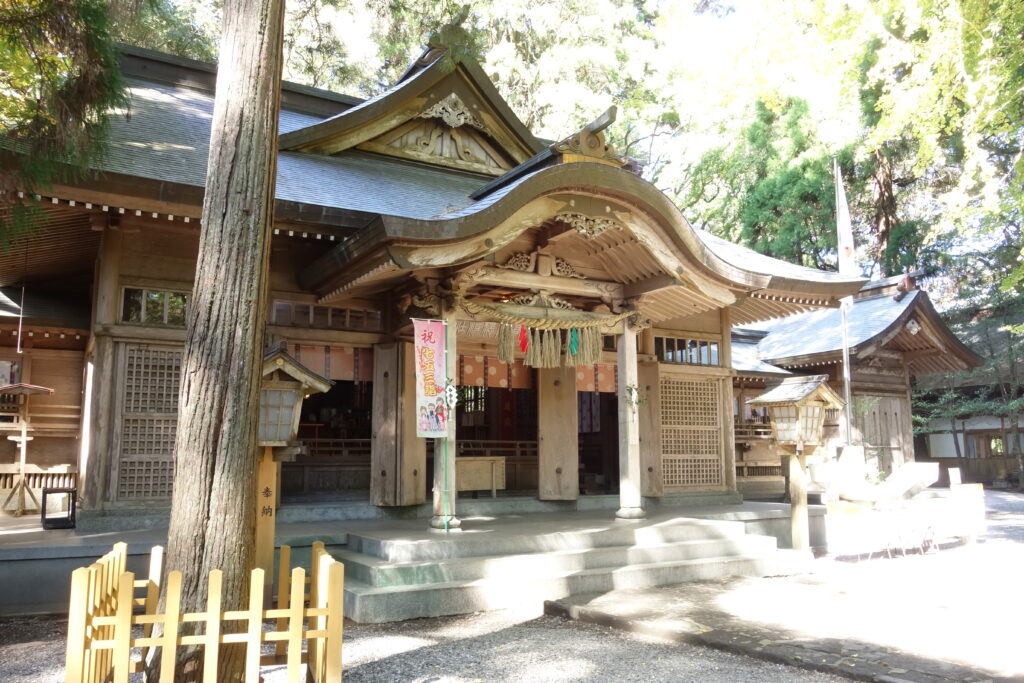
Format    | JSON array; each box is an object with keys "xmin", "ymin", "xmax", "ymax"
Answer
[
  {"xmin": 259, "ymin": 348, "xmax": 332, "ymax": 447},
  {"xmin": 255, "ymin": 348, "xmax": 332, "ymax": 578},
  {"xmin": 746, "ymin": 374, "xmax": 844, "ymax": 551},
  {"xmin": 747, "ymin": 374, "xmax": 843, "ymax": 453}
]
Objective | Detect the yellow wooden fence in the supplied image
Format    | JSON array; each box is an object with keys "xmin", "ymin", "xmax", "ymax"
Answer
[{"xmin": 65, "ymin": 541, "xmax": 344, "ymax": 682}]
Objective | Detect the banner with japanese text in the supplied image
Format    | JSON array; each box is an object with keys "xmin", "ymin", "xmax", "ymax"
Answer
[{"xmin": 413, "ymin": 318, "xmax": 448, "ymax": 438}]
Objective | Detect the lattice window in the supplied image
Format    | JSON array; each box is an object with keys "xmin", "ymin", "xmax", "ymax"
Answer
[
  {"xmin": 124, "ymin": 347, "xmax": 182, "ymax": 413},
  {"xmin": 117, "ymin": 344, "xmax": 182, "ymax": 499},
  {"xmin": 117, "ymin": 458, "xmax": 174, "ymax": 499},
  {"xmin": 660, "ymin": 377, "xmax": 723, "ymax": 489}
]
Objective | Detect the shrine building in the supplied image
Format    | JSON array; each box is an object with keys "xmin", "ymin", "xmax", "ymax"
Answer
[{"xmin": 1, "ymin": 45, "xmax": 874, "ymax": 527}]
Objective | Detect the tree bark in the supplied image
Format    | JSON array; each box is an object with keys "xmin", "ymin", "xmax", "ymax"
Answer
[
  {"xmin": 161, "ymin": 0, "xmax": 285, "ymax": 679},
  {"xmin": 872, "ymin": 147, "xmax": 899, "ymax": 276}
]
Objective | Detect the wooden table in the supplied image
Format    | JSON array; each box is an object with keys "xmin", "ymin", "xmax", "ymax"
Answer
[{"xmin": 456, "ymin": 456, "xmax": 506, "ymax": 498}]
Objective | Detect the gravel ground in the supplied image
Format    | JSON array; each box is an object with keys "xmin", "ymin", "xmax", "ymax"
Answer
[
  {"xmin": 1, "ymin": 607, "xmax": 847, "ymax": 682},
  {"xmin": 10, "ymin": 489, "xmax": 1020, "ymax": 682}
]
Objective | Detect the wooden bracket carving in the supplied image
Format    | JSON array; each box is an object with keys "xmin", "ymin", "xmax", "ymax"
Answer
[{"xmin": 557, "ymin": 212, "xmax": 623, "ymax": 239}]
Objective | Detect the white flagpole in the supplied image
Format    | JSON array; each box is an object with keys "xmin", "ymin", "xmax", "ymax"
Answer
[{"xmin": 835, "ymin": 158, "xmax": 855, "ymax": 445}]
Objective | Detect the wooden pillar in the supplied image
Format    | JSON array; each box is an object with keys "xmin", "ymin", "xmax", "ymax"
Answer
[
  {"xmin": 430, "ymin": 309, "xmax": 459, "ymax": 529},
  {"xmin": 720, "ymin": 308, "xmax": 737, "ymax": 491},
  {"xmin": 537, "ymin": 365, "xmax": 579, "ymax": 500},
  {"xmin": 789, "ymin": 451, "xmax": 809, "ymax": 550},
  {"xmin": 371, "ymin": 342, "xmax": 425, "ymax": 506},
  {"xmin": 616, "ymin": 325, "xmax": 645, "ymax": 519},
  {"xmin": 254, "ymin": 447, "xmax": 277, "ymax": 577},
  {"xmin": 638, "ymin": 361, "xmax": 662, "ymax": 497},
  {"xmin": 80, "ymin": 228, "xmax": 122, "ymax": 510}
]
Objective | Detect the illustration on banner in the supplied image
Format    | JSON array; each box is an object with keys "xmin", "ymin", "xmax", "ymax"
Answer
[{"xmin": 413, "ymin": 319, "xmax": 448, "ymax": 438}]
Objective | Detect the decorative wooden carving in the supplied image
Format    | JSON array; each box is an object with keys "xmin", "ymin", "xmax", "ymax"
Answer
[
  {"xmin": 510, "ymin": 291, "xmax": 576, "ymax": 311},
  {"xmin": 419, "ymin": 93, "xmax": 485, "ymax": 130},
  {"xmin": 412, "ymin": 293, "xmax": 441, "ymax": 315},
  {"xmin": 552, "ymin": 256, "xmax": 585, "ymax": 279},
  {"xmin": 498, "ymin": 252, "xmax": 536, "ymax": 272},
  {"xmin": 557, "ymin": 212, "xmax": 623, "ymax": 239},
  {"xmin": 906, "ymin": 318, "xmax": 921, "ymax": 335}
]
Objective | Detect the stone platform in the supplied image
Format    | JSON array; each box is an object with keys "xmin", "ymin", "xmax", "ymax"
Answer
[{"xmin": 0, "ymin": 500, "xmax": 824, "ymax": 620}]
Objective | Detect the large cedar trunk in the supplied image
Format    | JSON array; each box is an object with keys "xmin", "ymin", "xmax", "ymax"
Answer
[
  {"xmin": 161, "ymin": 0, "xmax": 285, "ymax": 679},
  {"xmin": 872, "ymin": 147, "xmax": 899, "ymax": 276}
]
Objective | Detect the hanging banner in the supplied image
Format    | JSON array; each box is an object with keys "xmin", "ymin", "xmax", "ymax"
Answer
[{"xmin": 413, "ymin": 318, "xmax": 448, "ymax": 438}]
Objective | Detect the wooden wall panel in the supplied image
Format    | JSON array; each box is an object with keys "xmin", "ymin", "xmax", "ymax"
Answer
[
  {"xmin": 537, "ymin": 365, "xmax": 578, "ymax": 500},
  {"xmin": 638, "ymin": 362, "xmax": 662, "ymax": 497}
]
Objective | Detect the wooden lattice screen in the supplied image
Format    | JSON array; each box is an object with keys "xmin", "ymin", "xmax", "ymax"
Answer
[
  {"xmin": 117, "ymin": 344, "xmax": 181, "ymax": 499},
  {"xmin": 660, "ymin": 376, "xmax": 723, "ymax": 490}
]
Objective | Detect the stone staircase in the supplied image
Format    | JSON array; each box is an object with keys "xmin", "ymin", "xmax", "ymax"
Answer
[{"xmin": 333, "ymin": 516, "xmax": 808, "ymax": 623}]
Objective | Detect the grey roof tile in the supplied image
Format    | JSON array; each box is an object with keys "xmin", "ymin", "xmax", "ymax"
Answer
[
  {"xmin": 732, "ymin": 340, "xmax": 791, "ymax": 375},
  {"xmin": 750, "ymin": 291, "xmax": 919, "ymax": 361},
  {"xmin": 97, "ymin": 79, "xmax": 486, "ymax": 218},
  {"xmin": 696, "ymin": 229, "xmax": 861, "ymax": 285},
  {"xmin": 747, "ymin": 374, "xmax": 830, "ymax": 405}
]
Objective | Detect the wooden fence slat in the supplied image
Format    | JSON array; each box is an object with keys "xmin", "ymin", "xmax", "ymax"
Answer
[
  {"xmin": 324, "ymin": 560, "xmax": 345, "ymax": 682},
  {"xmin": 159, "ymin": 571, "xmax": 183, "ymax": 683},
  {"xmin": 287, "ymin": 567, "xmax": 305, "ymax": 683},
  {"xmin": 141, "ymin": 545, "xmax": 164, "ymax": 662},
  {"xmin": 67, "ymin": 542, "xmax": 345, "ymax": 683},
  {"xmin": 245, "ymin": 568, "xmax": 265, "ymax": 683},
  {"xmin": 65, "ymin": 567, "xmax": 90, "ymax": 683},
  {"xmin": 308, "ymin": 544, "xmax": 323, "ymax": 678},
  {"xmin": 113, "ymin": 572, "xmax": 135, "ymax": 683},
  {"xmin": 203, "ymin": 570, "xmax": 223, "ymax": 683},
  {"xmin": 276, "ymin": 545, "xmax": 291, "ymax": 658}
]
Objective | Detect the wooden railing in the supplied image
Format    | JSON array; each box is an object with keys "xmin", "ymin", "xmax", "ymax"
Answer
[
  {"xmin": 456, "ymin": 439, "xmax": 538, "ymax": 459},
  {"xmin": 0, "ymin": 403, "xmax": 83, "ymax": 434},
  {"xmin": 66, "ymin": 542, "xmax": 344, "ymax": 683},
  {"xmin": 305, "ymin": 437, "xmax": 372, "ymax": 464},
  {"xmin": 0, "ymin": 464, "xmax": 77, "ymax": 491},
  {"xmin": 734, "ymin": 418, "xmax": 772, "ymax": 441},
  {"xmin": 735, "ymin": 463, "xmax": 783, "ymax": 478}
]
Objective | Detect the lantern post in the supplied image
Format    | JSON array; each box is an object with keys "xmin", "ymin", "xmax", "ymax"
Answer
[
  {"xmin": 255, "ymin": 348, "xmax": 332, "ymax": 577},
  {"xmin": 747, "ymin": 375, "xmax": 843, "ymax": 551}
]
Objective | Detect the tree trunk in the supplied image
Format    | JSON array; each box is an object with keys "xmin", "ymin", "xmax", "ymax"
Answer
[
  {"xmin": 950, "ymin": 416, "xmax": 963, "ymax": 459},
  {"xmin": 161, "ymin": 0, "xmax": 285, "ymax": 679},
  {"xmin": 872, "ymin": 147, "xmax": 899, "ymax": 276}
]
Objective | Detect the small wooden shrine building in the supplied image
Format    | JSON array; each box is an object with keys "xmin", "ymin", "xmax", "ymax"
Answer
[
  {"xmin": 0, "ymin": 45, "xmax": 870, "ymax": 524},
  {"xmin": 731, "ymin": 274, "xmax": 980, "ymax": 496}
]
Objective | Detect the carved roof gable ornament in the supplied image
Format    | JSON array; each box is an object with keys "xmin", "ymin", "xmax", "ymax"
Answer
[
  {"xmin": 550, "ymin": 106, "xmax": 632, "ymax": 168},
  {"xmin": 419, "ymin": 92, "xmax": 485, "ymax": 131},
  {"xmin": 557, "ymin": 212, "xmax": 623, "ymax": 239}
]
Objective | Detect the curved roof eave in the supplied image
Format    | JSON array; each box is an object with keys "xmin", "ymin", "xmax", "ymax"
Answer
[
  {"xmin": 278, "ymin": 50, "xmax": 544, "ymax": 158},
  {"xmin": 361, "ymin": 162, "xmax": 866, "ymax": 298},
  {"xmin": 761, "ymin": 291, "xmax": 982, "ymax": 369}
]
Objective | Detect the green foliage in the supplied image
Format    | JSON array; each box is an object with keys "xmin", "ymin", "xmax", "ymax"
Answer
[
  {"xmin": 0, "ymin": 0, "xmax": 129, "ymax": 246},
  {"xmin": 682, "ymin": 97, "xmax": 859, "ymax": 270}
]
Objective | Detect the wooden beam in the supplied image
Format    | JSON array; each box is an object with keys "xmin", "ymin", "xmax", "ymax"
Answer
[
  {"xmin": 474, "ymin": 266, "xmax": 623, "ymax": 300},
  {"xmin": 625, "ymin": 274, "xmax": 679, "ymax": 299}
]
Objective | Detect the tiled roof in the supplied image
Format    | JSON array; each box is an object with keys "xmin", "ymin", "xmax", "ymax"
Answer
[
  {"xmin": 696, "ymin": 230, "xmax": 862, "ymax": 286},
  {"xmin": 98, "ymin": 79, "xmax": 488, "ymax": 219},
  {"xmin": 731, "ymin": 340, "xmax": 790, "ymax": 376},
  {"xmin": 747, "ymin": 374, "xmax": 830, "ymax": 405},
  {"xmin": 751, "ymin": 291, "xmax": 919, "ymax": 362}
]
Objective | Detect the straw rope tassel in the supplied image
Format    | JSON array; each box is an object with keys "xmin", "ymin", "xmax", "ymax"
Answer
[{"xmin": 497, "ymin": 323, "xmax": 515, "ymax": 363}]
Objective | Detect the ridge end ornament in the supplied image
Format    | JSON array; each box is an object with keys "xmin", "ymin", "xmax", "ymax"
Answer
[{"xmin": 419, "ymin": 93, "xmax": 485, "ymax": 131}]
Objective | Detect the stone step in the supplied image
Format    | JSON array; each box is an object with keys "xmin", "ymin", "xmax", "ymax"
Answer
[
  {"xmin": 347, "ymin": 517, "xmax": 750, "ymax": 562},
  {"xmin": 342, "ymin": 549, "xmax": 810, "ymax": 623},
  {"xmin": 335, "ymin": 535, "xmax": 779, "ymax": 587}
]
